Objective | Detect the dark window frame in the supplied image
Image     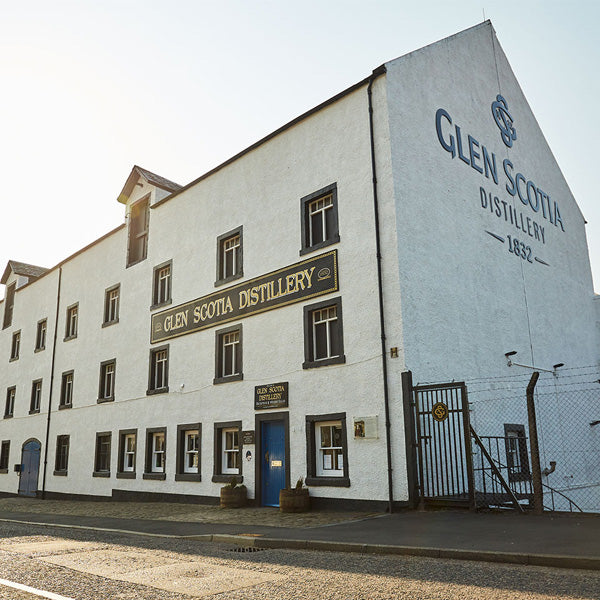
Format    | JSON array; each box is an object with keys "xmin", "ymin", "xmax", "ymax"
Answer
[
  {"xmin": 143, "ymin": 426, "xmax": 167, "ymax": 480},
  {"xmin": 59, "ymin": 370, "xmax": 74, "ymax": 409},
  {"xmin": 117, "ymin": 428, "xmax": 137, "ymax": 479},
  {"xmin": 98, "ymin": 359, "xmax": 116, "ymax": 403},
  {"xmin": 4, "ymin": 386, "xmax": 15, "ymax": 419},
  {"xmin": 303, "ymin": 296, "xmax": 346, "ymax": 369},
  {"xmin": 103, "ymin": 284, "xmax": 120, "ymax": 327},
  {"xmin": 151, "ymin": 260, "xmax": 173, "ymax": 310},
  {"xmin": 215, "ymin": 226, "xmax": 243, "ymax": 286},
  {"xmin": 3, "ymin": 282, "xmax": 16, "ymax": 330},
  {"xmin": 504, "ymin": 423, "xmax": 531, "ymax": 482},
  {"xmin": 64, "ymin": 302, "xmax": 78, "ymax": 341},
  {"xmin": 0, "ymin": 440, "xmax": 10, "ymax": 473},
  {"xmin": 126, "ymin": 195, "xmax": 150, "ymax": 267},
  {"xmin": 93, "ymin": 431, "xmax": 112, "ymax": 477},
  {"xmin": 147, "ymin": 345, "xmax": 169, "ymax": 395},
  {"xmin": 35, "ymin": 318, "xmax": 47, "ymax": 352},
  {"xmin": 212, "ymin": 420, "xmax": 242, "ymax": 484},
  {"xmin": 305, "ymin": 412, "xmax": 350, "ymax": 487},
  {"xmin": 300, "ymin": 183, "xmax": 340, "ymax": 256},
  {"xmin": 29, "ymin": 379, "xmax": 42, "ymax": 414},
  {"xmin": 214, "ymin": 324, "xmax": 243, "ymax": 384},
  {"xmin": 54, "ymin": 434, "xmax": 69, "ymax": 476},
  {"xmin": 10, "ymin": 330, "xmax": 20, "ymax": 361},
  {"xmin": 175, "ymin": 423, "xmax": 202, "ymax": 482}
]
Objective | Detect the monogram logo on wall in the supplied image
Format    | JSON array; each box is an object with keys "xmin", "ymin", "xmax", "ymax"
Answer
[{"xmin": 491, "ymin": 95, "xmax": 517, "ymax": 148}]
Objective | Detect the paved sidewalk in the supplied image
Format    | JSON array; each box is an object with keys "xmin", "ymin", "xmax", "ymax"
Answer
[{"xmin": 0, "ymin": 498, "xmax": 598, "ymax": 570}]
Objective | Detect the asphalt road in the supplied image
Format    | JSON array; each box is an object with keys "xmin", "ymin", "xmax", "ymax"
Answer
[{"xmin": 1, "ymin": 521, "xmax": 598, "ymax": 600}]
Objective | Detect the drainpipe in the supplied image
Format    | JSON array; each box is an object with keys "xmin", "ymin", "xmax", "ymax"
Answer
[
  {"xmin": 367, "ymin": 66, "xmax": 394, "ymax": 513},
  {"xmin": 41, "ymin": 267, "xmax": 62, "ymax": 499}
]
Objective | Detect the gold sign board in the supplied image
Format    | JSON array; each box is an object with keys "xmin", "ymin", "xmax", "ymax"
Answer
[{"xmin": 151, "ymin": 250, "xmax": 338, "ymax": 343}]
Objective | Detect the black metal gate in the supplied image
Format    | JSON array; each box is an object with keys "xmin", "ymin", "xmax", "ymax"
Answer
[{"xmin": 413, "ymin": 382, "xmax": 475, "ymax": 508}]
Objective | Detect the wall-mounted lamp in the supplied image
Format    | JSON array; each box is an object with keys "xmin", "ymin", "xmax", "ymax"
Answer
[
  {"xmin": 590, "ymin": 420, "xmax": 600, "ymax": 427},
  {"xmin": 505, "ymin": 350, "xmax": 562, "ymax": 373}
]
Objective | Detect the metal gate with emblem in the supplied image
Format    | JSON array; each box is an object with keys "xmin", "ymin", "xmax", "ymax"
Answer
[{"xmin": 413, "ymin": 382, "xmax": 475, "ymax": 508}]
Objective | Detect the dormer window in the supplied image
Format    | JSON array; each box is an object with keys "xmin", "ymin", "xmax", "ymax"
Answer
[
  {"xmin": 127, "ymin": 196, "xmax": 150, "ymax": 266},
  {"xmin": 2, "ymin": 283, "xmax": 15, "ymax": 329}
]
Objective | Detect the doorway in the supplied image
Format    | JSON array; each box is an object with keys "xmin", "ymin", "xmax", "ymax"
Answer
[
  {"xmin": 18, "ymin": 439, "xmax": 41, "ymax": 497},
  {"xmin": 256, "ymin": 413, "xmax": 289, "ymax": 507}
]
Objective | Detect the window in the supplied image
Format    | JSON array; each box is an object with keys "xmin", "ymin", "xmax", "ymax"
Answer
[
  {"xmin": 215, "ymin": 226, "xmax": 243, "ymax": 285},
  {"xmin": 64, "ymin": 303, "xmax": 78, "ymax": 340},
  {"xmin": 54, "ymin": 435, "xmax": 69, "ymax": 475},
  {"xmin": 10, "ymin": 330, "xmax": 20, "ymax": 361},
  {"xmin": 127, "ymin": 196, "xmax": 149, "ymax": 266},
  {"xmin": 214, "ymin": 325, "xmax": 242, "ymax": 384},
  {"xmin": 144, "ymin": 428, "xmax": 166, "ymax": 479},
  {"xmin": 151, "ymin": 261, "xmax": 172, "ymax": 308},
  {"xmin": 212, "ymin": 421, "xmax": 242, "ymax": 483},
  {"xmin": 35, "ymin": 319, "xmax": 47, "ymax": 351},
  {"xmin": 59, "ymin": 371, "xmax": 74, "ymax": 409},
  {"xmin": 147, "ymin": 345, "xmax": 169, "ymax": 394},
  {"xmin": 305, "ymin": 413, "xmax": 349, "ymax": 487},
  {"xmin": 103, "ymin": 285, "xmax": 120, "ymax": 326},
  {"xmin": 303, "ymin": 297, "xmax": 345, "ymax": 369},
  {"xmin": 93, "ymin": 432, "xmax": 111, "ymax": 476},
  {"xmin": 300, "ymin": 183, "xmax": 339, "ymax": 255},
  {"xmin": 4, "ymin": 387, "xmax": 15, "ymax": 418},
  {"xmin": 98, "ymin": 359, "xmax": 116, "ymax": 403},
  {"xmin": 117, "ymin": 429, "xmax": 137, "ymax": 478},
  {"xmin": 0, "ymin": 441, "xmax": 9, "ymax": 472},
  {"xmin": 504, "ymin": 424, "xmax": 531, "ymax": 482},
  {"xmin": 3, "ymin": 282, "xmax": 15, "ymax": 329},
  {"xmin": 176, "ymin": 424, "xmax": 201, "ymax": 481},
  {"xmin": 30, "ymin": 379, "xmax": 42, "ymax": 414}
]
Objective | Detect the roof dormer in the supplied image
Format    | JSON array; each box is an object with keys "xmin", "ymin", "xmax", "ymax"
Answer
[
  {"xmin": 118, "ymin": 166, "xmax": 181, "ymax": 267},
  {"xmin": 117, "ymin": 165, "xmax": 182, "ymax": 211},
  {"xmin": 1, "ymin": 260, "xmax": 49, "ymax": 289}
]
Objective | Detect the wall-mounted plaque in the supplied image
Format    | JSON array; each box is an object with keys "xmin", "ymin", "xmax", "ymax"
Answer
[
  {"xmin": 353, "ymin": 416, "xmax": 379, "ymax": 439},
  {"xmin": 254, "ymin": 382, "xmax": 289, "ymax": 410},
  {"xmin": 242, "ymin": 430, "xmax": 255, "ymax": 445}
]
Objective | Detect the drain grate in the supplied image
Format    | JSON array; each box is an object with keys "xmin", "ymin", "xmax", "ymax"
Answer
[{"xmin": 227, "ymin": 546, "xmax": 266, "ymax": 553}]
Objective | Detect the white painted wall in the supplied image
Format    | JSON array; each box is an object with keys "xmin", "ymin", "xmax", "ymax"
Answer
[{"xmin": 0, "ymin": 83, "xmax": 400, "ymax": 505}]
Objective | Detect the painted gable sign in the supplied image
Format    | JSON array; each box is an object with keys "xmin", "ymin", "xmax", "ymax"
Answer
[{"xmin": 435, "ymin": 96, "xmax": 564, "ymax": 267}]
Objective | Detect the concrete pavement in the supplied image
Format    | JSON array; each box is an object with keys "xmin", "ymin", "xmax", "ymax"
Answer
[{"xmin": 0, "ymin": 498, "xmax": 598, "ymax": 570}]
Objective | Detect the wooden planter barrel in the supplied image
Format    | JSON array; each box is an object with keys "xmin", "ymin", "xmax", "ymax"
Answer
[
  {"xmin": 220, "ymin": 486, "xmax": 247, "ymax": 508},
  {"xmin": 279, "ymin": 488, "xmax": 310, "ymax": 512}
]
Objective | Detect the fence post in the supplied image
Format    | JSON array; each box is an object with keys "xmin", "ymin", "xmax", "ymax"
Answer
[{"xmin": 526, "ymin": 372, "xmax": 543, "ymax": 514}]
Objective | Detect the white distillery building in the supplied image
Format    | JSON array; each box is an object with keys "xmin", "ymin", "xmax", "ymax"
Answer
[{"xmin": 1, "ymin": 22, "xmax": 598, "ymax": 512}]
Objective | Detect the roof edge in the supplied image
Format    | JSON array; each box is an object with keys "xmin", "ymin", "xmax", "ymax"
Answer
[{"xmin": 153, "ymin": 65, "xmax": 387, "ymax": 210}]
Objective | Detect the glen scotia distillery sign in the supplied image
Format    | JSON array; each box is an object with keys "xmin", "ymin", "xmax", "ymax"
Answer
[
  {"xmin": 151, "ymin": 250, "xmax": 338, "ymax": 343},
  {"xmin": 435, "ymin": 95, "xmax": 565, "ymax": 267}
]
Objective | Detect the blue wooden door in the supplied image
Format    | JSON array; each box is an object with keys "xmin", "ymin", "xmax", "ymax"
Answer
[
  {"xmin": 18, "ymin": 440, "xmax": 41, "ymax": 497},
  {"xmin": 261, "ymin": 421, "xmax": 285, "ymax": 506}
]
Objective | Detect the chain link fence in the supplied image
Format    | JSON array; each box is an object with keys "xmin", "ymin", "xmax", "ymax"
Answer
[{"xmin": 465, "ymin": 367, "xmax": 600, "ymax": 514}]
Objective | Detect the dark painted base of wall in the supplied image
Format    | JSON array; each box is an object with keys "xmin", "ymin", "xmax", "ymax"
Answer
[
  {"xmin": 1, "ymin": 488, "xmax": 409, "ymax": 512},
  {"xmin": 310, "ymin": 496, "xmax": 409, "ymax": 512},
  {"xmin": 112, "ymin": 488, "xmax": 222, "ymax": 505}
]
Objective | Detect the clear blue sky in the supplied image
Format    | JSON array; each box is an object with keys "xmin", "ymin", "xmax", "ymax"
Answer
[{"xmin": 1, "ymin": 1, "xmax": 598, "ymax": 288}]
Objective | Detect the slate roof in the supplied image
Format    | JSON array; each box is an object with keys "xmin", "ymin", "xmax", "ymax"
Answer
[
  {"xmin": 1, "ymin": 260, "xmax": 49, "ymax": 285},
  {"xmin": 117, "ymin": 165, "xmax": 182, "ymax": 204}
]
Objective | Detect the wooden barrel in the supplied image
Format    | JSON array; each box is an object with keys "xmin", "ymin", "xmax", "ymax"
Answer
[
  {"xmin": 279, "ymin": 488, "xmax": 310, "ymax": 512},
  {"xmin": 220, "ymin": 486, "xmax": 247, "ymax": 508}
]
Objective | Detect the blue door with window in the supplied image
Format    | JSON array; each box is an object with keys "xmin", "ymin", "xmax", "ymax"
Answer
[
  {"xmin": 261, "ymin": 420, "xmax": 286, "ymax": 506},
  {"xmin": 18, "ymin": 439, "xmax": 41, "ymax": 497}
]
